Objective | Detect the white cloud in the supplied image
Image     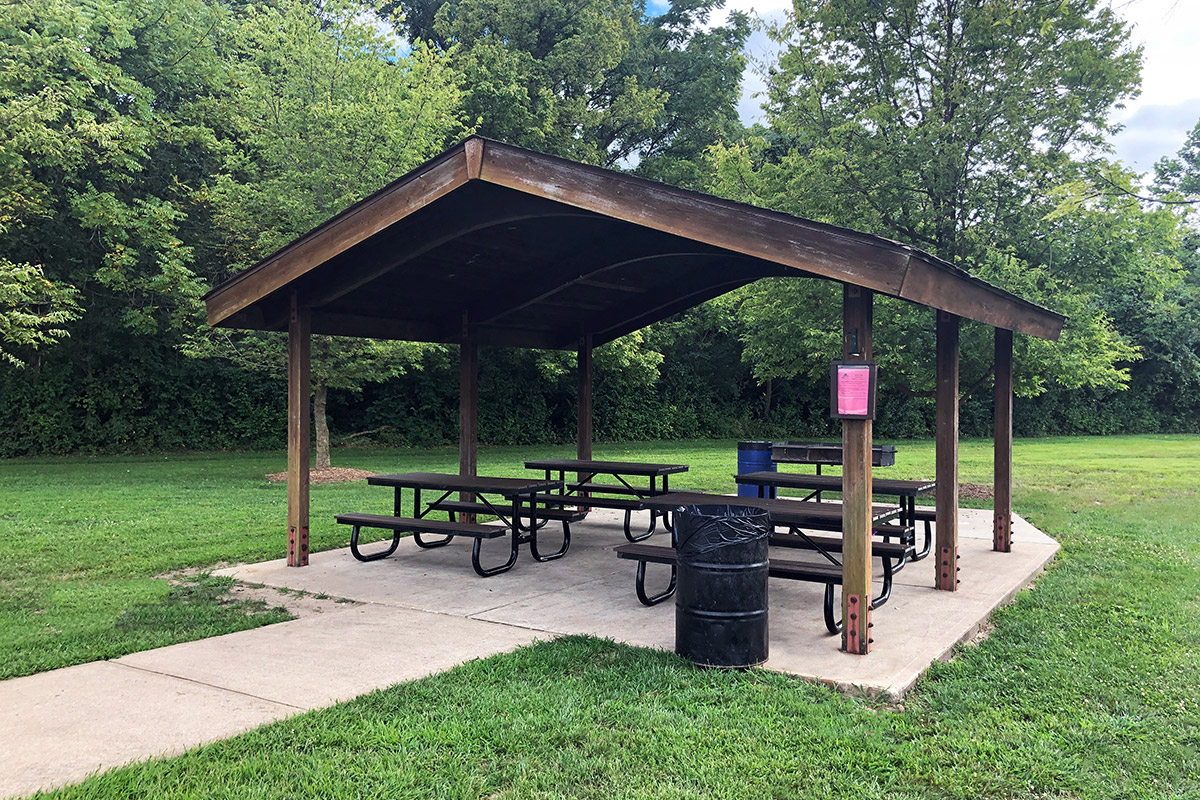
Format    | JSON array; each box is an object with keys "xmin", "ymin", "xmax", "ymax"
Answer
[
  {"xmin": 1111, "ymin": 97, "xmax": 1200, "ymax": 170},
  {"xmin": 1110, "ymin": 0, "xmax": 1200, "ymax": 170}
]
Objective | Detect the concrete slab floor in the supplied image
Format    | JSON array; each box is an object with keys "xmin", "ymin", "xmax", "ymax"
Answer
[{"xmin": 217, "ymin": 506, "xmax": 1059, "ymax": 697}]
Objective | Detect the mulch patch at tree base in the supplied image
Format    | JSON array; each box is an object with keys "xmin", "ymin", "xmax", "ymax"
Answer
[
  {"xmin": 266, "ymin": 467, "xmax": 376, "ymax": 484},
  {"xmin": 959, "ymin": 482, "xmax": 994, "ymax": 500}
]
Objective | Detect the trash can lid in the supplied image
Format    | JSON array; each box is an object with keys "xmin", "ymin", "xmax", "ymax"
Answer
[
  {"xmin": 675, "ymin": 504, "xmax": 771, "ymax": 554},
  {"xmin": 737, "ymin": 440, "xmax": 774, "ymax": 450},
  {"xmin": 675, "ymin": 503, "xmax": 770, "ymax": 518}
]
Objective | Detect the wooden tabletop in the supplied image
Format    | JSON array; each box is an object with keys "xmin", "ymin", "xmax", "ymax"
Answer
[
  {"xmin": 640, "ymin": 491, "xmax": 900, "ymax": 527},
  {"xmin": 524, "ymin": 459, "xmax": 689, "ymax": 477},
  {"xmin": 368, "ymin": 472, "xmax": 562, "ymax": 497},
  {"xmin": 735, "ymin": 471, "xmax": 935, "ymax": 496}
]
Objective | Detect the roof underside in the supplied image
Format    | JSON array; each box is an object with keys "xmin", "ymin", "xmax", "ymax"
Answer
[{"xmin": 206, "ymin": 137, "xmax": 1065, "ymax": 348}]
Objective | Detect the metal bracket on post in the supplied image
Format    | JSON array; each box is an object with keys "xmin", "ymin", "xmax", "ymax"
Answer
[
  {"xmin": 842, "ymin": 593, "xmax": 872, "ymax": 654},
  {"xmin": 937, "ymin": 545, "xmax": 960, "ymax": 591},
  {"xmin": 994, "ymin": 517, "xmax": 1012, "ymax": 553},
  {"xmin": 288, "ymin": 524, "xmax": 308, "ymax": 562}
]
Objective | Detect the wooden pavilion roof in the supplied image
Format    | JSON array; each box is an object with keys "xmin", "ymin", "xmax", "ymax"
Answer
[{"xmin": 204, "ymin": 137, "xmax": 1065, "ymax": 347}]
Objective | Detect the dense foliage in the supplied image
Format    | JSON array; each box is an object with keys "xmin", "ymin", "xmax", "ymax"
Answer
[
  {"xmin": 1, "ymin": 0, "xmax": 1198, "ymax": 458},
  {"xmin": 183, "ymin": 0, "xmax": 465, "ymax": 466},
  {"xmin": 396, "ymin": 0, "xmax": 750, "ymax": 183}
]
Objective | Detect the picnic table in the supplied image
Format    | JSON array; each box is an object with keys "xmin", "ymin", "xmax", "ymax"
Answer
[
  {"xmin": 336, "ymin": 472, "xmax": 564, "ymax": 577},
  {"xmin": 525, "ymin": 458, "xmax": 688, "ymax": 541},
  {"xmin": 617, "ymin": 491, "xmax": 905, "ymax": 632},
  {"xmin": 735, "ymin": 471, "xmax": 936, "ymax": 561}
]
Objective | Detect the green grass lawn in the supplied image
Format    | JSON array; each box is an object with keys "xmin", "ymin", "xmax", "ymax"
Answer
[{"xmin": 5, "ymin": 435, "xmax": 1200, "ymax": 798}]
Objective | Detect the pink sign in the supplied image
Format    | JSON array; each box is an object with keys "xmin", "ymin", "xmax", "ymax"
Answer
[{"xmin": 837, "ymin": 366, "xmax": 871, "ymax": 416}]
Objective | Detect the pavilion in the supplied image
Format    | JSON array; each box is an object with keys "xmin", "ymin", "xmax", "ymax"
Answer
[{"xmin": 203, "ymin": 136, "xmax": 1064, "ymax": 655}]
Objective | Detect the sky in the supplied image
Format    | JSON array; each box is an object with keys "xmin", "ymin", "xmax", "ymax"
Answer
[{"xmin": 668, "ymin": 0, "xmax": 1200, "ymax": 175}]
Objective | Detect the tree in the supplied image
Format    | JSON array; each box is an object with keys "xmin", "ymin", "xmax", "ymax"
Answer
[
  {"xmin": 189, "ymin": 0, "xmax": 467, "ymax": 468},
  {"xmin": 756, "ymin": 0, "xmax": 1139, "ymax": 264},
  {"xmin": 0, "ymin": 0, "xmax": 224, "ymax": 359},
  {"xmin": 707, "ymin": 0, "xmax": 1144, "ymax": 399},
  {"xmin": 1150, "ymin": 117, "xmax": 1200, "ymax": 236},
  {"xmin": 398, "ymin": 0, "xmax": 749, "ymax": 177},
  {"xmin": 1155, "ymin": 118, "xmax": 1200, "ymax": 201},
  {"xmin": 0, "ymin": 263, "xmax": 79, "ymax": 367}
]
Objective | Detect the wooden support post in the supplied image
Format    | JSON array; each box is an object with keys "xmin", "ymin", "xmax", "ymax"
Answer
[
  {"xmin": 577, "ymin": 334, "xmax": 593, "ymax": 462},
  {"xmin": 935, "ymin": 311, "xmax": 960, "ymax": 590},
  {"xmin": 994, "ymin": 328, "xmax": 1014, "ymax": 552},
  {"xmin": 459, "ymin": 315, "xmax": 478, "ymax": 520},
  {"xmin": 577, "ymin": 334, "xmax": 593, "ymax": 499},
  {"xmin": 286, "ymin": 294, "xmax": 311, "ymax": 567},
  {"xmin": 841, "ymin": 284, "xmax": 873, "ymax": 655}
]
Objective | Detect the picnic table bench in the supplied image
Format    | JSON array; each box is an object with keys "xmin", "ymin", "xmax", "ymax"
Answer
[
  {"xmin": 336, "ymin": 472, "xmax": 564, "ymax": 577},
  {"xmin": 735, "ymin": 471, "xmax": 936, "ymax": 561},
  {"xmin": 618, "ymin": 491, "xmax": 905, "ymax": 633},
  {"xmin": 525, "ymin": 458, "xmax": 688, "ymax": 541}
]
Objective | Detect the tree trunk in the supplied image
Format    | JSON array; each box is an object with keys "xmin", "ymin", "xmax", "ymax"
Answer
[
  {"xmin": 762, "ymin": 378, "xmax": 773, "ymax": 422},
  {"xmin": 313, "ymin": 380, "xmax": 331, "ymax": 469}
]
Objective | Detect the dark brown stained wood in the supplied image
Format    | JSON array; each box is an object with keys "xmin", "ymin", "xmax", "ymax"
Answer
[
  {"xmin": 476, "ymin": 250, "xmax": 738, "ymax": 328},
  {"xmin": 642, "ymin": 491, "xmax": 898, "ymax": 525},
  {"xmin": 590, "ymin": 281, "xmax": 759, "ymax": 347},
  {"xmin": 994, "ymin": 328, "xmax": 1014, "ymax": 553},
  {"xmin": 471, "ymin": 325, "xmax": 587, "ymax": 349},
  {"xmin": 482, "ymin": 144, "xmax": 910, "ymax": 297},
  {"xmin": 220, "ymin": 307, "xmax": 266, "ymax": 330},
  {"xmin": 577, "ymin": 335, "xmax": 594, "ymax": 494},
  {"xmin": 737, "ymin": 471, "xmax": 934, "ymax": 495},
  {"xmin": 577, "ymin": 278, "xmax": 642, "ymax": 293},
  {"xmin": 206, "ymin": 137, "xmax": 1066, "ymax": 345},
  {"xmin": 841, "ymin": 284, "xmax": 873, "ymax": 655},
  {"xmin": 286, "ymin": 294, "xmax": 311, "ymax": 567},
  {"xmin": 370, "ymin": 471, "xmax": 560, "ymax": 495},
  {"xmin": 459, "ymin": 315, "xmax": 479, "ymax": 520},
  {"xmin": 539, "ymin": 283, "xmax": 631, "ymax": 309},
  {"xmin": 542, "ymin": 298, "xmax": 608, "ymax": 312},
  {"xmin": 583, "ymin": 267, "xmax": 768, "ymax": 347},
  {"xmin": 465, "ymin": 137, "xmax": 483, "ymax": 179},
  {"xmin": 935, "ymin": 311, "xmax": 960, "ymax": 591},
  {"xmin": 206, "ymin": 149, "xmax": 470, "ymax": 326},
  {"xmin": 309, "ymin": 312, "xmax": 444, "ymax": 342},
  {"xmin": 304, "ymin": 194, "xmax": 597, "ymax": 310},
  {"xmin": 577, "ymin": 335, "xmax": 593, "ymax": 462},
  {"xmin": 480, "ymin": 139, "xmax": 1063, "ymax": 340},
  {"xmin": 898, "ymin": 258, "xmax": 1064, "ymax": 341},
  {"xmin": 308, "ymin": 310, "xmax": 557, "ymax": 349}
]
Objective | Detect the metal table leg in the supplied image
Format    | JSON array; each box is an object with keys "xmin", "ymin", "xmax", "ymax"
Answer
[
  {"xmin": 528, "ymin": 492, "xmax": 570, "ymax": 561},
  {"xmin": 413, "ymin": 486, "xmax": 452, "ymax": 548}
]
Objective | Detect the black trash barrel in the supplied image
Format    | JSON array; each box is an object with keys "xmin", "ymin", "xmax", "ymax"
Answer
[
  {"xmin": 736, "ymin": 441, "xmax": 776, "ymax": 497},
  {"xmin": 674, "ymin": 504, "xmax": 770, "ymax": 668}
]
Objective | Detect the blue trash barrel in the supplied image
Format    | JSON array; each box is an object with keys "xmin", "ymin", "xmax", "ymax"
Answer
[{"xmin": 736, "ymin": 440, "xmax": 776, "ymax": 497}]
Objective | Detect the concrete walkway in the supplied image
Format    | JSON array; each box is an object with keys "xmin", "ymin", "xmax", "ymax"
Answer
[
  {"xmin": 0, "ymin": 605, "xmax": 545, "ymax": 799},
  {"xmin": 1, "ymin": 507, "xmax": 1057, "ymax": 799}
]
